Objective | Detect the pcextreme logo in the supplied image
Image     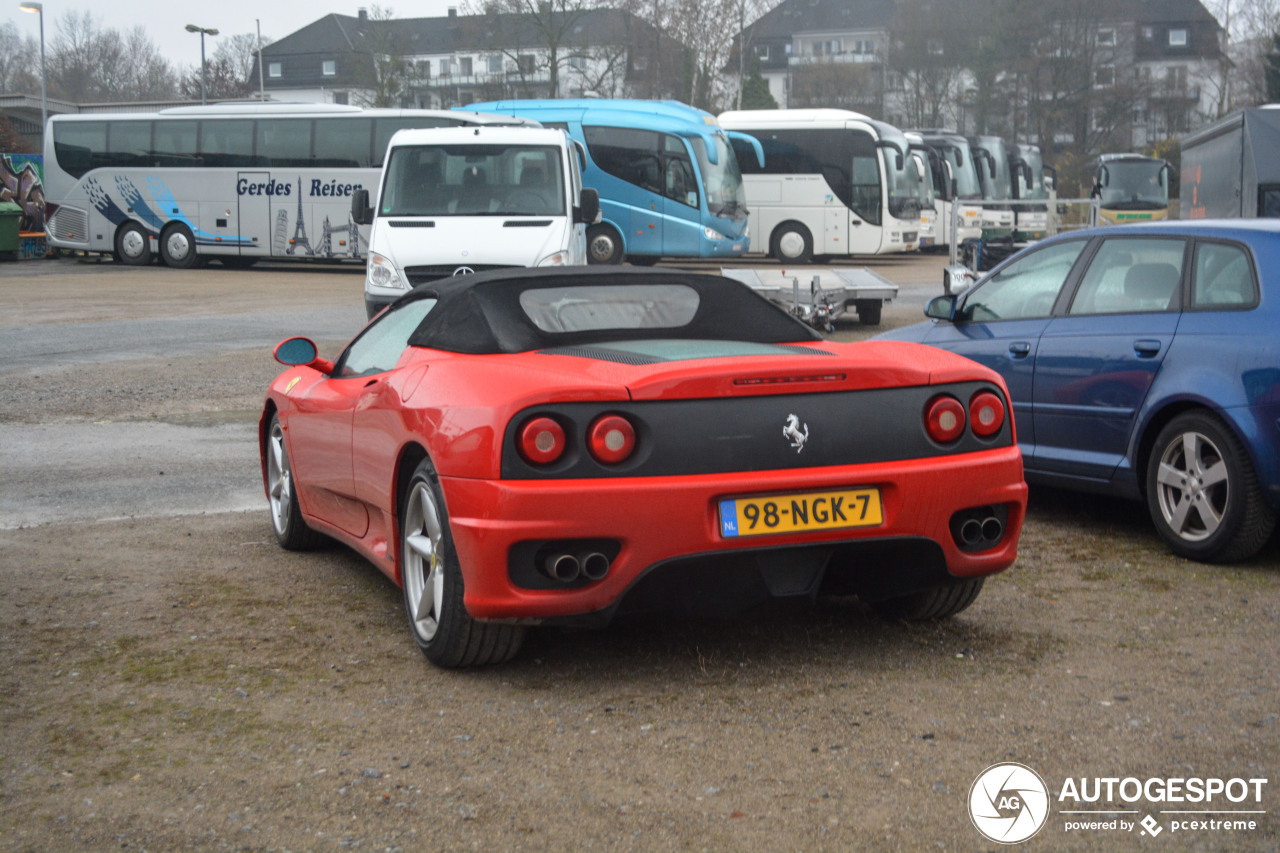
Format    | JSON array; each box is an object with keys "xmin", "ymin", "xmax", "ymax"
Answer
[{"xmin": 968, "ymin": 764, "xmax": 1270, "ymax": 844}]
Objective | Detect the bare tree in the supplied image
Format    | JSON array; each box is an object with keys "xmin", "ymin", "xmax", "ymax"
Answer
[
  {"xmin": 466, "ymin": 0, "xmax": 598, "ymax": 99},
  {"xmin": 351, "ymin": 5, "xmax": 410, "ymax": 108},
  {"xmin": 215, "ymin": 33, "xmax": 274, "ymax": 87},
  {"xmin": 47, "ymin": 11, "xmax": 176, "ymax": 102},
  {"xmin": 0, "ymin": 21, "xmax": 41, "ymax": 94},
  {"xmin": 179, "ymin": 55, "xmax": 258, "ymax": 101}
]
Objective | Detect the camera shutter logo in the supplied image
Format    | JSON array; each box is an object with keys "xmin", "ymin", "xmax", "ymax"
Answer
[{"xmin": 968, "ymin": 763, "xmax": 1050, "ymax": 844}]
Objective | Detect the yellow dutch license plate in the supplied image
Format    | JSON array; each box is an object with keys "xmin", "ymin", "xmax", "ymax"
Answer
[{"xmin": 718, "ymin": 488, "xmax": 882, "ymax": 538}]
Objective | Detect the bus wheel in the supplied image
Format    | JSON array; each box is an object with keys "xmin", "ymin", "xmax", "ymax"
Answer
[
  {"xmin": 114, "ymin": 222, "xmax": 153, "ymax": 266},
  {"xmin": 771, "ymin": 223, "xmax": 813, "ymax": 264},
  {"xmin": 160, "ymin": 224, "xmax": 199, "ymax": 269},
  {"xmin": 587, "ymin": 224, "xmax": 623, "ymax": 265}
]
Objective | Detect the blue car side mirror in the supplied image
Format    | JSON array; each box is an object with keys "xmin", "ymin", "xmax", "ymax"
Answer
[{"xmin": 926, "ymin": 294, "xmax": 957, "ymax": 321}]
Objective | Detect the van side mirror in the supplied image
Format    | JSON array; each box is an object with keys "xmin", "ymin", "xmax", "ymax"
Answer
[
  {"xmin": 576, "ymin": 187, "xmax": 600, "ymax": 225},
  {"xmin": 351, "ymin": 189, "xmax": 373, "ymax": 226}
]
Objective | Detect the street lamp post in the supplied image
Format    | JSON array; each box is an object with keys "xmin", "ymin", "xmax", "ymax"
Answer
[
  {"xmin": 185, "ymin": 23, "xmax": 219, "ymax": 106},
  {"xmin": 18, "ymin": 1, "xmax": 45, "ymax": 139}
]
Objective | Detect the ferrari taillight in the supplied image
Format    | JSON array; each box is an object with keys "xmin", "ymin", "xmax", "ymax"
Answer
[
  {"xmin": 587, "ymin": 414, "xmax": 636, "ymax": 465},
  {"xmin": 518, "ymin": 416, "xmax": 566, "ymax": 465},
  {"xmin": 924, "ymin": 395, "xmax": 966, "ymax": 444},
  {"xmin": 969, "ymin": 391, "xmax": 1006, "ymax": 438}
]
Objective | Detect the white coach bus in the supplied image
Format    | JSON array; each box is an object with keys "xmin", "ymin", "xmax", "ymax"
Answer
[
  {"xmin": 718, "ymin": 108, "xmax": 924, "ymax": 262},
  {"xmin": 42, "ymin": 103, "xmax": 533, "ymax": 268}
]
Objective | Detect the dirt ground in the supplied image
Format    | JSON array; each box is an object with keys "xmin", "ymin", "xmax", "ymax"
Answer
[{"xmin": 1, "ymin": 255, "xmax": 1278, "ymax": 851}]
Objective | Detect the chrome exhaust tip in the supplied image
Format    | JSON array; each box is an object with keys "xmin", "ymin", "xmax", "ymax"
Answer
[
  {"xmin": 543, "ymin": 552, "xmax": 580, "ymax": 583},
  {"xmin": 960, "ymin": 518, "xmax": 984, "ymax": 546},
  {"xmin": 578, "ymin": 551, "xmax": 610, "ymax": 581},
  {"xmin": 981, "ymin": 517, "xmax": 1003, "ymax": 542}
]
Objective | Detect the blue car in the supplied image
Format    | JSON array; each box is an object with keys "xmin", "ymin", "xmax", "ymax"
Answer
[{"xmin": 879, "ymin": 220, "xmax": 1280, "ymax": 562}]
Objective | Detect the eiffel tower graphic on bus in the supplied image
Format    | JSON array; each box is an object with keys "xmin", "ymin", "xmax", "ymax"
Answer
[{"xmin": 286, "ymin": 177, "xmax": 313, "ymax": 256}]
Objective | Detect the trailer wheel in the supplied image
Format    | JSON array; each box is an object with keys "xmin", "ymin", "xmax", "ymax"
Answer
[{"xmin": 770, "ymin": 223, "xmax": 813, "ymax": 264}]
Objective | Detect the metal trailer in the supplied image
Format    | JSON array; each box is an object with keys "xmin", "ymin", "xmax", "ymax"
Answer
[
  {"xmin": 1181, "ymin": 106, "xmax": 1280, "ymax": 219},
  {"xmin": 719, "ymin": 267, "xmax": 898, "ymax": 330}
]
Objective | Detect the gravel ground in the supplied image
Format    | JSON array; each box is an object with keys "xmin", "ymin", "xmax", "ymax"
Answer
[{"xmin": 0, "ymin": 255, "xmax": 1277, "ymax": 852}]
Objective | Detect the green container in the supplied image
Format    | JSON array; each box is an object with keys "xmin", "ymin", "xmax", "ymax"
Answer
[{"xmin": 0, "ymin": 200, "xmax": 21, "ymax": 254}]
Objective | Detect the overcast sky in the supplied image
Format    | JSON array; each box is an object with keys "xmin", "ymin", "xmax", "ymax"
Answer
[{"xmin": 9, "ymin": 1, "xmax": 463, "ymax": 70}]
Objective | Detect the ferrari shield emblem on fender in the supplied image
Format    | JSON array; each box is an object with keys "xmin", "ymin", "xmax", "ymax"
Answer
[{"xmin": 783, "ymin": 414, "xmax": 809, "ymax": 453}]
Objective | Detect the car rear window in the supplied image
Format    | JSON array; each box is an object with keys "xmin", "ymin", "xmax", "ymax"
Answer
[
  {"xmin": 519, "ymin": 284, "xmax": 700, "ymax": 332},
  {"xmin": 1192, "ymin": 242, "xmax": 1257, "ymax": 308}
]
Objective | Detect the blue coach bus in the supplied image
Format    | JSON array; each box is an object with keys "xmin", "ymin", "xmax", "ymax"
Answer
[{"xmin": 465, "ymin": 99, "xmax": 762, "ymax": 265}]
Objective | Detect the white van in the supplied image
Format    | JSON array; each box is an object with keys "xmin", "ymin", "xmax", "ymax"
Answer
[{"xmin": 353, "ymin": 125, "xmax": 599, "ymax": 318}]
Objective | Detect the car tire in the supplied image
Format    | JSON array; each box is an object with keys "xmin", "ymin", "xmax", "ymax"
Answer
[
  {"xmin": 1145, "ymin": 411, "xmax": 1276, "ymax": 563},
  {"xmin": 160, "ymin": 223, "xmax": 199, "ymax": 269},
  {"xmin": 586, "ymin": 224, "xmax": 624, "ymax": 265},
  {"xmin": 770, "ymin": 222, "xmax": 813, "ymax": 264},
  {"xmin": 114, "ymin": 222, "xmax": 153, "ymax": 266},
  {"xmin": 870, "ymin": 578, "xmax": 984, "ymax": 620},
  {"xmin": 266, "ymin": 414, "xmax": 324, "ymax": 551},
  {"xmin": 400, "ymin": 458, "xmax": 525, "ymax": 667}
]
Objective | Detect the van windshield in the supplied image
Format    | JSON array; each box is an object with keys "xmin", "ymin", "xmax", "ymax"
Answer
[{"xmin": 381, "ymin": 144, "xmax": 566, "ymax": 216}]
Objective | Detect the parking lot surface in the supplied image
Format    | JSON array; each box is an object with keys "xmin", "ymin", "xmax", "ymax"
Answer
[{"xmin": 1, "ymin": 254, "xmax": 1277, "ymax": 851}]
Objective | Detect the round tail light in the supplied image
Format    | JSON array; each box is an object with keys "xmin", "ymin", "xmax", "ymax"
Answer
[
  {"xmin": 587, "ymin": 414, "xmax": 636, "ymax": 464},
  {"xmin": 518, "ymin": 416, "xmax": 566, "ymax": 465},
  {"xmin": 969, "ymin": 391, "xmax": 1006, "ymax": 438},
  {"xmin": 924, "ymin": 395, "xmax": 966, "ymax": 444}
]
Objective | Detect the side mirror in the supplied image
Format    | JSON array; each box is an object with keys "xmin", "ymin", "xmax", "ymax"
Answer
[
  {"xmin": 351, "ymin": 189, "xmax": 373, "ymax": 226},
  {"xmin": 576, "ymin": 187, "xmax": 601, "ymax": 225},
  {"xmin": 926, "ymin": 293, "xmax": 958, "ymax": 320},
  {"xmin": 273, "ymin": 337, "xmax": 335, "ymax": 375}
]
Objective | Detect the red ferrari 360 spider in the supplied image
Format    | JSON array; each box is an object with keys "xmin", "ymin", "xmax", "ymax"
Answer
[{"xmin": 261, "ymin": 268, "xmax": 1027, "ymax": 667}]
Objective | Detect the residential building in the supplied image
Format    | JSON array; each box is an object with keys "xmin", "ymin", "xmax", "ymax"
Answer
[{"xmin": 251, "ymin": 7, "xmax": 684, "ymax": 108}]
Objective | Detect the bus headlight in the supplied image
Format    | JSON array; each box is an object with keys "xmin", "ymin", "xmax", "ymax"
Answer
[
  {"xmin": 703, "ymin": 226, "xmax": 725, "ymax": 241},
  {"xmin": 537, "ymin": 250, "xmax": 569, "ymax": 266},
  {"xmin": 367, "ymin": 252, "xmax": 404, "ymax": 289}
]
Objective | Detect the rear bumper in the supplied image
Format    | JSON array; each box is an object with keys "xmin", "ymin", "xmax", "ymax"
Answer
[{"xmin": 441, "ymin": 447, "xmax": 1026, "ymax": 621}]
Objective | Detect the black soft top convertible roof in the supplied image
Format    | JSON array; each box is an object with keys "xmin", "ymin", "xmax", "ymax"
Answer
[{"xmin": 395, "ymin": 267, "xmax": 821, "ymax": 354}]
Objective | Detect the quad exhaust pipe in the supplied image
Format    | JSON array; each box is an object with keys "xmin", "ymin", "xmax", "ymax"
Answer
[{"xmin": 541, "ymin": 550, "xmax": 611, "ymax": 584}]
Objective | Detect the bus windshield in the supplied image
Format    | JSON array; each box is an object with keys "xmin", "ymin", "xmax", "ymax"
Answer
[
  {"xmin": 1014, "ymin": 148, "xmax": 1048, "ymax": 201},
  {"xmin": 689, "ymin": 133, "xmax": 748, "ymax": 220},
  {"xmin": 938, "ymin": 143, "xmax": 982, "ymax": 199},
  {"xmin": 971, "ymin": 137, "xmax": 1012, "ymax": 202},
  {"xmin": 879, "ymin": 127, "xmax": 922, "ymax": 221},
  {"xmin": 381, "ymin": 144, "xmax": 565, "ymax": 216},
  {"xmin": 1098, "ymin": 160, "xmax": 1168, "ymax": 210}
]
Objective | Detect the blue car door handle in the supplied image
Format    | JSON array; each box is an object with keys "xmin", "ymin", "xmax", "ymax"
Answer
[
  {"xmin": 1134, "ymin": 339, "xmax": 1162, "ymax": 357},
  {"xmin": 1008, "ymin": 341, "xmax": 1031, "ymax": 358}
]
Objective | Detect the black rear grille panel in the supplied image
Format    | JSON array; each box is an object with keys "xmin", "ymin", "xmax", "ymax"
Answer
[{"xmin": 500, "ymin": 381, "xmax": 1014, "ymax": 479}]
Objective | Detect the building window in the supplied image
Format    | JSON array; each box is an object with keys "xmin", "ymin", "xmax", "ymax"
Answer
[
  {"xmin": 460, "ymin": 57, "xmax": 473, "ymax": 76},
  {"xmin": 322, "ymin": 60, "xmax": 336, "ymax": 76},
  {"xmin": 1167, "ymin": 65, "xmax": 1187, "ymax": 89},
  {"xmin": 268, "ymin": 62, "xmax": 282, "ymax": 78},
  {"xmin": 1169, "ymin": 28, "xmax": 1188, "ymax": 47},
  {"xmin": 1095, "ymin": 65, "xmax": 1115, "ymax": 87},
  {"xmin": 1142, "ymin": 26, "xmax": 1154, "ymax": 41},
  {"xmin": 1098, "ymin": 28, "xmax": 1115, "ymax": 46},
  {"xmin": 568, "ymin": 55, "xmax": 586, "ymax": 70},
  {"xmin": 333, "ymin": 91, "xmax": 348, "ymax": 105},
  {"xmin": 488, "ymin": 54, "xmax": 503, "ymax": 74},
  {"xmin": 416, "ymin": 60, "xmax": 431, "ymax": 79},
  {"xmin": 812, "ymin": 39, "xmax": 840, "ymax": 56},
  {"xmin": 853, "ymin": 39, "xmax": 875, "ymax": 55},
  {"xmin": 756, "ymin": 44, "xmax": 770, "ymax": 60},
  {"xmin": 518, "ymin": 54, "xmax": 536, "ymax": 74}
]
